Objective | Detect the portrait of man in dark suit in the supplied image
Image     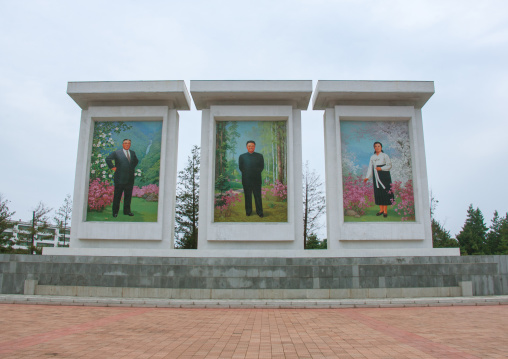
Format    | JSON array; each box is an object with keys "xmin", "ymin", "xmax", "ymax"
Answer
[
  {"xmin": 239, "ymin": 140, "xmax": 264, "ymax": 217},
  {"xmin": 106, "ymin": 139, "xmax": 139, "ymax": 217}
]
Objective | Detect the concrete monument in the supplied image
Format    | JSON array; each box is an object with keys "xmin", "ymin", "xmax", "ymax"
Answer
[
  {"xmin": 313, "ymin": 80, "xmax": 459, "ymax": 256},
  {"xmin": 190, "ymin": 80, "xmax": 312, "ymax": 253},
  {"xmin": 44, "ymin": 79, "xmax": 459, "ymax": 258},
  {"xmin": 45, "ymin": 81, "xmax": 191, "ymax": 255}
]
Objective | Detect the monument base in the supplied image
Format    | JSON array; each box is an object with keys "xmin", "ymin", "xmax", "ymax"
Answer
[{"xmin": 2, "ymin": 254, "xmax": 506, "ymax": 299}]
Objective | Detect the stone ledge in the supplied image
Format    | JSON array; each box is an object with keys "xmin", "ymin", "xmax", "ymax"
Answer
[
  {"xmin": 32, "ymin": 283, "xmax": 470, "ymax": 300},
  {"xmin": 1, "ymin": 294, "xmax": 507, "ymax": 309}
]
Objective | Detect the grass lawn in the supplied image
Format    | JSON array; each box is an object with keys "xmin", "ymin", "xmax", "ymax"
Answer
[
  {"xmin": 214, "ymin": 193, "xmax": 287, "ymax": 223},
  {"xmin": 86, "ymin": 197, "xmax": 158, "ymax": 222},
  {"xmin": 343, "ymin": 205, "xmax": 415, "ymax": 222}
]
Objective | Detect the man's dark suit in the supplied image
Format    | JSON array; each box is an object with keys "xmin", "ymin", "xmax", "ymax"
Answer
[
  {"xmin": 106, "ymin": 149, "xmax": 139, "ymax": 215},
  {"xmin": 239, "ymin": 152, "xmax": 264, "ymax": 216}
]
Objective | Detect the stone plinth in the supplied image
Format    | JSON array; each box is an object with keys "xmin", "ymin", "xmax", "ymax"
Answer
[{"xmin": 2, "ymin": 254, "xmax": 506, "ymax": 298}]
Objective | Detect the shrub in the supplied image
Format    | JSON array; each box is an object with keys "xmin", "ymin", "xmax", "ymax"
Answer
[
  {"xmin": 228, "ymin": 181, "xmax": 243, "ymax": 190},
  {"xmin": 133, "ymin": 184, "xmax": 159, "ymax": 201},
  {"xmin": 389, "ymin": 180, "xmax": 415, "ymax": 221},
  {"xmin": 271, "ymin": 180, "xmax": 287, "ymax": 201},
  {"xmin": 342, "ymin": 175, "xmax": 374, "ymax": 215},
  {"xmin": 262, "ymin": 180, "xmax": 287, "ymax": 202},
  {"xmin": 88, "ymin": 179, "xmax": 114, "ymax": 212},
  {"xmin": 215, "ymin": 190, "xmax": 241, "ymax": 217}
]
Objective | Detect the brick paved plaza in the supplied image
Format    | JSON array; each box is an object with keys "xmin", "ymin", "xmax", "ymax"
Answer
[{"xmin": 0, "ymin": 304, "xmax": 507, "ymax": 358}]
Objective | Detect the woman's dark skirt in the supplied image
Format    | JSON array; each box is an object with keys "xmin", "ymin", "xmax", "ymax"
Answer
[{"xmin": 373, "ymin": 170, "xmax": 394, "ymax": 206}]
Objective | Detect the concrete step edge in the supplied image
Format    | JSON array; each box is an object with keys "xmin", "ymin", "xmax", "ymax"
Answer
[{"xmin": 1, "ymin": 294, "xmax": 507, "ymax": 308}]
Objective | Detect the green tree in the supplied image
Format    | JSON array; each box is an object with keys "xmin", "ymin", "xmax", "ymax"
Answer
[
  {"xmin": 274, "ymin": 122, "xmax": 287, "ymax": 184},
  {"xmin": 303, "ymin": 162, "xmax": 326, "ymax": 249},
  {"xmin": 54, "ymin": 194, "xmax": 72, "ymax": 247},
  {"xmin": 227, "ymin": 122, "xmax": 240, "ymax": 161},
  {"xmin": 175, "ymin": 146, "xmax": 200, "ymax": 249},
  {"xmin": 430, "ymin": 194, "xmax": 459, "ymax": 248},
  {"xmin": 485, "ymin": 211, "xmax": 508, "ymax": 254},
  {"xmin": 305, "ymin": 233, "xmax": 327, "ymax": 249},
  {"xmin": 214, "ymin": 174, "xmax": 230, "ymax": 194},
  {"xmin": 0, "ymin": 194, "xmax": 16, "ymax": 252},
  {"xmin": 498, "ymin": 218, "xmax": 508, "ymax": 254},
  {"xmin": 432, "ymin": 219, "xmax": 459, "ymax": 248},
  {"xmin": 215, "ymin": 122, "xmax": 230, "ymax": 182},
  {"xmin": 16, "ymin": 202, "xmax": 52, "ymax": 254},
  {"xmin": 456, "ymin": 204, "xmax": 488, "ymax": 255},
  {"xmin": 255, "ymin": 121, "xmax": 287, "ymax": 185}
]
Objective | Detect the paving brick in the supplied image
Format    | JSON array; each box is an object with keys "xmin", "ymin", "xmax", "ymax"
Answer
[{"xmin": 5, "ymin": 303, "xmax": 505, "ymax": 358}]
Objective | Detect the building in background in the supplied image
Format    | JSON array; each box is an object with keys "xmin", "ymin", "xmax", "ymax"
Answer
[{"xmin": 4, "ymin": 220, "xmax": 70, "ymax": 250}]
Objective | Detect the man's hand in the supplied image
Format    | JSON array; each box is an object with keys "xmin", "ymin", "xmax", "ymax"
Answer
[
  {"xmin": 363, "ymin": 178, "xmax": 368, "ymax": 183},
  {"xmin": 376, "ymin": 167, "xmax": 382, "ymax": 171}
]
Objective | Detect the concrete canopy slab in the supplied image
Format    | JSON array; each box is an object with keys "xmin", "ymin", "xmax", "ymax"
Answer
[
  {"xmin": 67, "ymin": 80, "xmax": 191, "ymax": 110},
  {"xmin": 190, "ymin": 80, "xmax": 313, "ymax": 110},
  {"xmin": 312, "ymin": 80, "xmax": 434, "ymax": 110}
]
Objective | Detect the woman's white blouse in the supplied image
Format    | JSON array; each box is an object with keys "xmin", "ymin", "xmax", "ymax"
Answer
[{"xmin": 365, "ymin": 153, "xmax": 392, "ymax": 189}]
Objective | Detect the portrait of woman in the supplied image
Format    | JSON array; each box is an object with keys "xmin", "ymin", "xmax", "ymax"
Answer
[
  {"xmin": 341, "ymin": 120, "xmax": 415, "ymax": 222},
  {"xmin": 363, "ymin": 141, "xmax": 394, "ymax": 218}
]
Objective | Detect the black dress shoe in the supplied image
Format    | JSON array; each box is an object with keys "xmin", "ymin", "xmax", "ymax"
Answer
[
  {"xmin": 383, "ymin": 213, "xmax": 388, "ymax": 218},
  {"xmin": 246, "ymin": 213, "xmax": 251, "ymax": 216},
  {"xmin": 125, "ymin": 213, "xmax": 134, "ymax": 216},
  {"xmin": 258, "ymin": 213, "xmax": 264, "ymax": 218},
  {"xmin": 113, "ymin": 213, "xmax": 118, "ymax": 218},
  {"xmin": 376, "ymin": 212, "xmax": 383, "ymax": 216}
]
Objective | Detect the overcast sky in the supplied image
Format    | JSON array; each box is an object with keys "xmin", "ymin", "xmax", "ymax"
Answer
[{"xmin": 0, "ymin": 0, "xmax": 506, "ymax": 238}]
